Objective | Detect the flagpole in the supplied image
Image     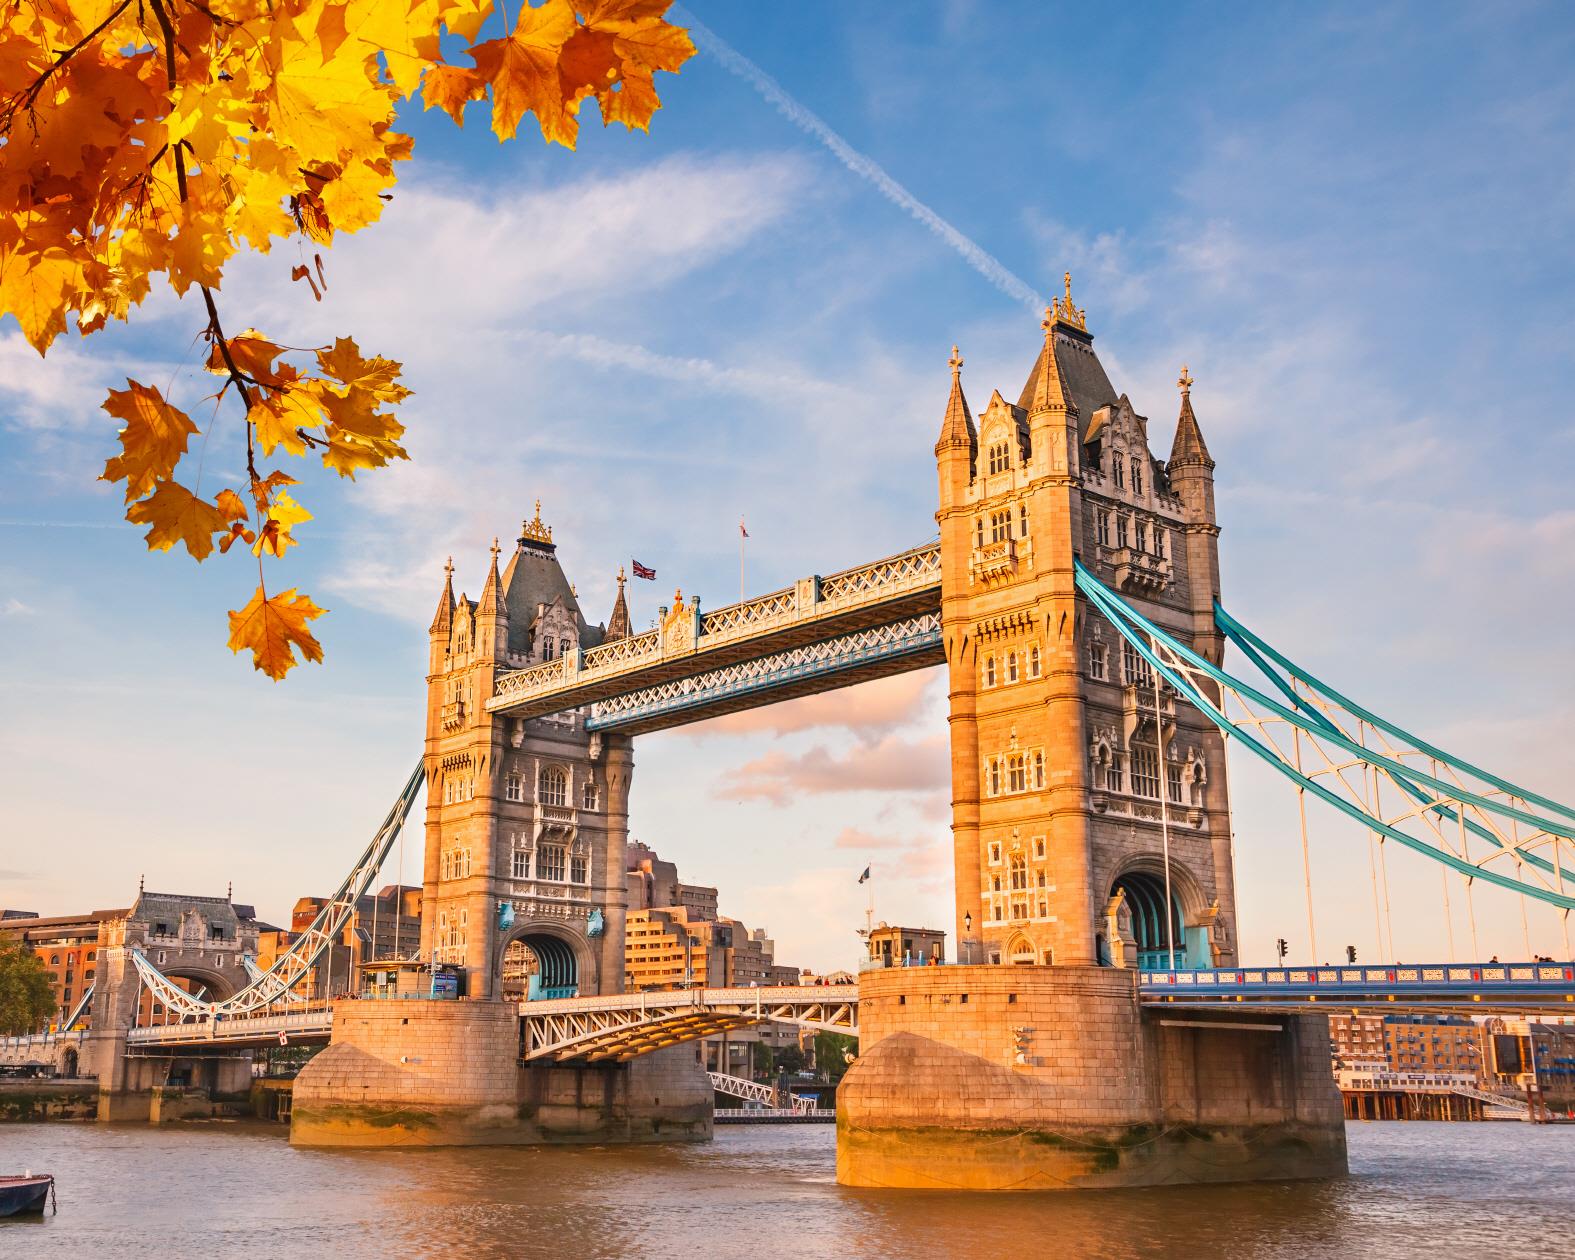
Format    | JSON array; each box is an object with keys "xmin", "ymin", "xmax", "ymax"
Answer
[{"xmin": 739, "ymin": 516, "xmax": 746, "ymax": 601}]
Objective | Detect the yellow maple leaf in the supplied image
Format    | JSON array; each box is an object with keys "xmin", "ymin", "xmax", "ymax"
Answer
[
  {"xmin": 320, "ymin": 426, "xmax": 405, "ymax": 478},
  {"xmin": 167, "ymin": 206, "xmax": 233, "ymax": 296},
  {"xmin": 315, "ymin": 336, "xmax": 411, "ymax": 401},
  {"xmin": 126, "ymin": 480, "xmax": 231, "ymax": 561},
  {"xmin": 227, "ymin": 585, "xmax": 326, "ymax": 680},
  {"xmin": 252, "ymin": 489, "xmax": 313, "ymax": 558},
  {"xmin": 0, "ymin": 245, "xmax": 78, "ymax": 353},
  {"xmin": 100, "ymin": 382, "xmax": 201, "ymax": 502}
]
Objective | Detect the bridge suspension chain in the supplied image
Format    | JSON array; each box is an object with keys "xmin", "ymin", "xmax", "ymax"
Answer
[
  {"xmin": 129, "ymin": 763, "xmax": 425, "ymax": 1021},
  {"xmin": 1074, "ymin": 562, "xmax": 1575, "ymax": 914}
]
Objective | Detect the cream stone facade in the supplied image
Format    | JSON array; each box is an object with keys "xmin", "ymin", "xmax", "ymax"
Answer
[
  {"xmin": 422, "ymin": 505, "xmax": 634, "ymax": 1001},
  {"xmin": 935, "ymin": 277, "xmax": 1236, "ymax": 972}
]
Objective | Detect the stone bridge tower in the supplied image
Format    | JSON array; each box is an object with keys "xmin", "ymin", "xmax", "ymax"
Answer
[
  {"xmin": 935, "ymin": 278, "xmax": 1238, "ymax": 971},
  {"xmin": 422, "ymin": 504, "xmax": 633, "ymax": 1000}
]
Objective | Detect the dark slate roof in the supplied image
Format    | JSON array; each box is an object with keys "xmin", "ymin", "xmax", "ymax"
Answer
[
  {"xmin": 1169, "ymin": 391, "xmax": 1213, "ymax": 466},
  {"xmin": 501, "ymin": 540, "xmax": 599, "ymax": 654},
  {"xmin": 1016, "ymin": 327, "xmax": 1118, "ymax": 441},
  {"xmin": 130, "ymin": 892, "xmax": 243, "ymax": 933}
]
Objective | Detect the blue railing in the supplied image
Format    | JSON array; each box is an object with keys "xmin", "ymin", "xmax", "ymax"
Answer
[{"xmin": 1140, "ymin": 959, "xmax": 1575, "ymax": 1007}]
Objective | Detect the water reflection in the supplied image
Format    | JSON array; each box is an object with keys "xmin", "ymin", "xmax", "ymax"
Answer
[{"xmin": 3, "ymin": 1121, "xmax": 1572, "ymax": 1259}]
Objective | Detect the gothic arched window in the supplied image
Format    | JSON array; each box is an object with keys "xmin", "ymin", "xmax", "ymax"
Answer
[
  {"xmin": 1007, "ymin": 652, "xmax": 1018, "ymax": 683},
  {"xmin": 1010, "ymin": 854, "xmax": 1027, "ymax": 891},
  {"xmin": 1007, "ymin": 754, "xmax": 1027, "ymax": 793},
  {"xmin": 539, "ymin": 766, "xmax": 568, "ymax": 807},
  {"xmin": 581, "ymin": 779, "xmax": 599, "ymax": 811},
  {"xmin": 984, "ymin": 656, "xmax": 996, "ymax": 687},
  {"xmin": 988, "ymin": 442, "xmax": 1010, "ymax": 475}
]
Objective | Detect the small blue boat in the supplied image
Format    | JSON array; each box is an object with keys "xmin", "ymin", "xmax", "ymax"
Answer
[{"xmin": 0, "ymin": 1174, "xmax": 54, "ymax": 1217}]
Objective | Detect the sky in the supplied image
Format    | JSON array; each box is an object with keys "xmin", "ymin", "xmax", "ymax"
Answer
[{"xmin": 3, "ymin": 1, "xmax": 1575, "ymax": 973}]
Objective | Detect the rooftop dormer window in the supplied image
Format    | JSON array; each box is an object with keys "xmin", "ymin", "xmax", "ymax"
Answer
[
  {"xmin": 1131, "ymin": 458, "xmax": 1144, "ymax": 496},
  {"xmin": 987, "ymin": 442, "xmax": 1010, "ymax": 475},
  {"xmin": 1113, "ymin": 455, "xmax": 1125, "ymax": 489}
]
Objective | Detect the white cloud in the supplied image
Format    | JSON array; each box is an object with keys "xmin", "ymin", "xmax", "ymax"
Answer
[{"xmin": 229, "ymin": 153, "xmax": 812, "ymax": 351}]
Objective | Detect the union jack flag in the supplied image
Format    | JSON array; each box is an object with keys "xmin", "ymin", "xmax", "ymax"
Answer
[{"xmin": 631, "ymin": 560, "xmax": 656, "ymax": 580}]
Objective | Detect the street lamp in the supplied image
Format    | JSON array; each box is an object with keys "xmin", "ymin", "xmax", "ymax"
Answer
[{"xmin": 964, "ymin": 911, "xmax": 973, "ymax": 965}]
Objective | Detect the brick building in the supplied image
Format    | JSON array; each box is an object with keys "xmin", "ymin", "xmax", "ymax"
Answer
[
  {"xmin": 0, "ymin": 908, "xmax": 119, "ymax": 1031},
  {"xmin": 621, "ymin": 843, "xmax": 803, "ymax": 1075}
]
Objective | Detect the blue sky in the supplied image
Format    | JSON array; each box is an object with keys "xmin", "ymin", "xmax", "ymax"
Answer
[{"xmin": 3, "ymin": 1, "xmax": 1574, "ymax": 970}]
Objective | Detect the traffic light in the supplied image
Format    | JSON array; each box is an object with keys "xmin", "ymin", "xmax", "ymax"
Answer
[
  {"xmin": 1276, "ymin": 937, "xmax": 1288, "ymax": 960},
  {"xmin": 1345, "ymin": 945, "xmax": 1357, "ymax": 964}
]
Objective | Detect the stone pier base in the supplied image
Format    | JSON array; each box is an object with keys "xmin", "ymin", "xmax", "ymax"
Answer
[
  {"xmin": 836, "ymin": 965, "xmax": 1347, "ymax": 1191},
  {"xmin": 289, "ymin": 999, "xmax": 713, "ymax": 1148}
]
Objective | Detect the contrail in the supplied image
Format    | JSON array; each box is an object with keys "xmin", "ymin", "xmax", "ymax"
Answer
[{"xmin": 676, "ymin": 8, "xmax": 1045, "ymax": 314}]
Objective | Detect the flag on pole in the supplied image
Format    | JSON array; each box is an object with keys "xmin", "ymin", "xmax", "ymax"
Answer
[
  {"xmin": 631, "ymin": 560, "xmax": 656, "ymax": 580},
  {"xmin": 740, "ymin": 518, "xmax": 749, "ymax": 539},
  {"xmin": 857, "ymin": 865, "xmax": 871, "ymax": 884}
]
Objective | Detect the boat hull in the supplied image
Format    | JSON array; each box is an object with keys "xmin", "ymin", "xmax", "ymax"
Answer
[{"xmin": 0, "ymin": 1175, "xmax": 53, "ymax": 1217}]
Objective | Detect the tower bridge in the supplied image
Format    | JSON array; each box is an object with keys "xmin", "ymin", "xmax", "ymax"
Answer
[{"xmin": 35, "ymin": 275, "xmax": 1575, "ymax": 1189}]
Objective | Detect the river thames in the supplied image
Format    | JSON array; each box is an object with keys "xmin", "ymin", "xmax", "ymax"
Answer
[{"xmin": 3, "ymin": 1120, "xmax": 1573, "ymax": 1258}]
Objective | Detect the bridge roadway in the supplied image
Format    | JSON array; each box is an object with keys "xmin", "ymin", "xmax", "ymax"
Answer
[
  {"xmin": 485, "ymin": 542, "xmax": 943, "ymax": 732},
  {"xmin": 109, "ymin": 961, "xmax": 1575, "ymax": 1056}
]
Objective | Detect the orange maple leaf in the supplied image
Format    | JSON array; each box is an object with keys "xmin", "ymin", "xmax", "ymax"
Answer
[
  {"xmin": 227, "ymin": 585, "xmax": 326, "ymax": 680},
  {"xmin": 469, "ymin": 2, "xmax": 580, "ymax": 145},
  {"xmin": 100, "ymin": 382, "xmax": 201, "ymax": 503},
  {"xmin": 126, "ymin": 481, "xmax": 233, "ymax": 561}
]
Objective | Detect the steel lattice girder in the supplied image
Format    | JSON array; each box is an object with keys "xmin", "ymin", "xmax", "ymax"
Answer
[
  {"xmin": 1073, "ymin": 561, "xmax": 1575, "ymax": 911},
  {"xmin": 129, "ymin": 763, "xmax": 424, "ymax": 1022},
  {"xmin": 520, "ymin": 987, "xmax": 860, "ymax": 1062},
  {"xmin": 585, "ymin": 614, "xmax": 943, "ymax": 733}
]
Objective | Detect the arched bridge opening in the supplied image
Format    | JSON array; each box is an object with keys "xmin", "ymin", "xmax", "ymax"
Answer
[{"xmin": 503, "ymin": 934, "xmax": 579, "ymax": 1002}]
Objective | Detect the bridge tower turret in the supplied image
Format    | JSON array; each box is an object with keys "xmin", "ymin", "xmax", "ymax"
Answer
[
  {"xmin": 421, "ymin": 505, "xmax": 631, "ymax": 1001},
  {"xmin": 1166, "ymin": 367, "xmax": 1222, "ymax": 664},
  {"xmin": 933, "ymin": 276, "xmax": 1238, "ymax": 971}
]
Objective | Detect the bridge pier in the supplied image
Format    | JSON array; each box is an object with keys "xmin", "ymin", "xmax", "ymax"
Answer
[
  {"xmin": 289, "ymin": 999, "xmax": 712, "ymax": 1147},
  {"xmin": 836, "ymin": 965, "xmax": 1347, "ymax": 1191}
]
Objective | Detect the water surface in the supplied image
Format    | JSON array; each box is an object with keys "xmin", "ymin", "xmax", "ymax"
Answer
[{"xmin": 2, "ymin": 1120, "xmax": 1571, "ymax": 1258}]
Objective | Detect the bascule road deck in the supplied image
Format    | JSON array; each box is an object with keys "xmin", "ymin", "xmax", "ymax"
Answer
[{"xmin": 484, "ymin": 543, "xmax": 943, "ymax": 733}]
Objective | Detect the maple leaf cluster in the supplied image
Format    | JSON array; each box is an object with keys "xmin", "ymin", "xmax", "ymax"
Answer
[{"xmin": 0, "ymin": 0, "xmax": 694, "ymax": 678}]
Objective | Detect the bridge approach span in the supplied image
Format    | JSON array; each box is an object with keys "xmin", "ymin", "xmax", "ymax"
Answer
[
  {"xmin": 521, "ymin": 985, "xmax": 860, "ymax": 1062},
  {"xmin": 107, "ymin": 959, "xmax": 1575, "ymax": 1056}
]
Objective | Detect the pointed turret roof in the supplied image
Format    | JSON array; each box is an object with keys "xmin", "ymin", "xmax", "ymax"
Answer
[
  {"xmin": 934, "ymin": 345, "xmax": 976, "ymax": 452},
  {"xmin": 477, "ymin": 538, "xmax": 503, "ymax": 618},
  {"xmin": 428, "ymin": 557, "xmax": 455, "ymax": 634},
  {"xmin": 1016, "ymin": 274, "xmax": 1117, "ymax": 431},
  {"xmin": 1168, "ymin": 366, "xmax": 1213, "ymax": 468},
  {"xmin": 1026, "ymin": 307, "xmax": 1075, "ymax": 418},
  {"xmin": 498, "ymin": 500, "xmax": 596, "ymax": 655},
  {"xmin": 606, "ymin": 568, "xmax": 631, "ymax": 641}
]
